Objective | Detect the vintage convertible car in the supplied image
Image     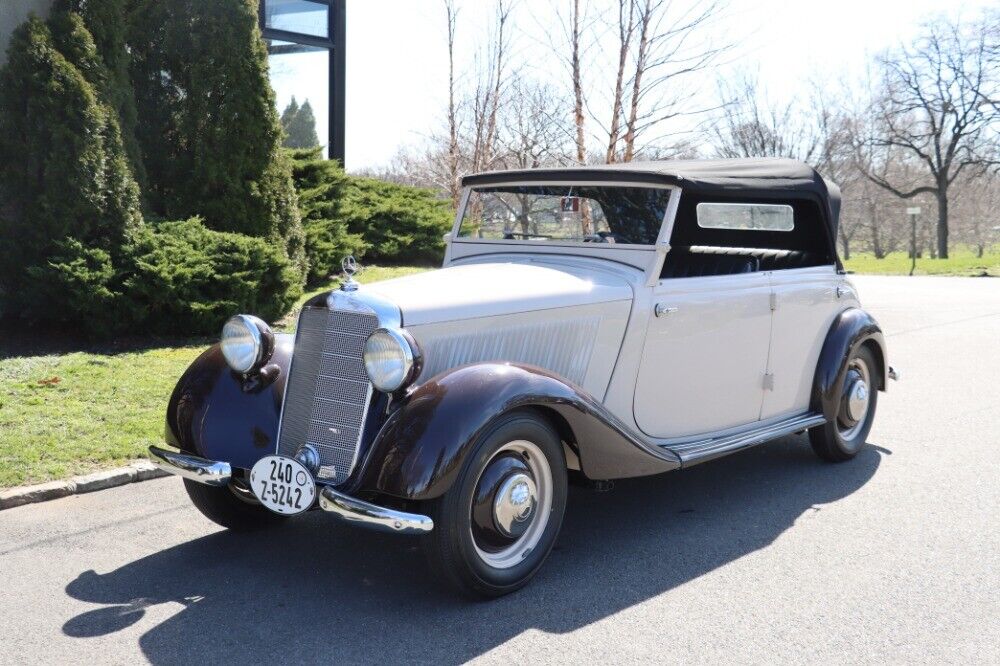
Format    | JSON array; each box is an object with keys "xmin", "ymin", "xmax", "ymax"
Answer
[{"xmin": 150, "ymin": 158, "xmax": 896, "ymax": 597}]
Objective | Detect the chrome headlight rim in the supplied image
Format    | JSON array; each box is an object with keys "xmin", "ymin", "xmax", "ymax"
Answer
[
  {"xmin": 363, "ymin": 327, "xmax": 421, "ymax": 393},
  {"xmin": 221, "ymin": 314, "xmax": 274, "ymax": 375}
]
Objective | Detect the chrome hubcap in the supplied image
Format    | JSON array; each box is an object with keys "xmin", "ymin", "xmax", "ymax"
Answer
[
  {"xmin": 471, "ymin": 440, "xmax": 552, "ymax": 570},
  {"xmin": 846, "ymin": 379, "xmax": 869, "ymax": 422},
  {"xmin": 493, "ymin": 473, "xmax": 537, "ymax": 538},
  {"xmin": 838, "ymin": 357, "xmax": 872, "ymax": 441}
]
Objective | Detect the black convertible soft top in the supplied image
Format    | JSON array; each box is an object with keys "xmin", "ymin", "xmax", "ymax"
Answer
[{"xmin": 462, "ymin": 158, "xmax": 842, "ymax": 242}]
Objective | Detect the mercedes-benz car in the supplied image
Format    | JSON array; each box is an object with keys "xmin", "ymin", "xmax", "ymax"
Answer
[{"xmin": 149, "ymin": 158, "xmax": 896, "ymax": 597}]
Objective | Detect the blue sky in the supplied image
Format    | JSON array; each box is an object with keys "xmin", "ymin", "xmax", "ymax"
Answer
[{"xmin": 342, "ymin": 0, "xmax": 995, "ymax": 170}]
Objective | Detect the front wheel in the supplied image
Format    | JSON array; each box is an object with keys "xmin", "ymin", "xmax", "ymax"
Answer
[
  {"xmin": 810, "ymin": 345, "xmax": 879, "ymax": 462},
  {"xmin": 183, "ymin": 478, "xmax": 285, "ymax": 531},
  {"xmin": 422, "ymin": 410, "xmax": 568, "ymax": 598}
]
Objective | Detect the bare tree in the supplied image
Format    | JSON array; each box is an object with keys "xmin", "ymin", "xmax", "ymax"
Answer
[
  {"xmin": 444, "ymin": 0, "xmax": 461, "ymax": 208},
  {"xmin": 853, "ymin": 13, "xmax": 1000, "ymax": 258},
  {"xmin": 604, "ymin": 0, "xmax": 637, "ymax": 162},
  {"xmin": 570, "ymin": 0, "xmax": 588, "ymax": 166},
  {"xmin": 711, "ymin": 73, "xmax": 821, "ymax": 160},
  {"xmin": 953, "ymin": 172, "xmax": 1000, "ymax": 257},
  {"xmin": 601, "ymin": 0, "xmax": 731, "ymax": 162}
]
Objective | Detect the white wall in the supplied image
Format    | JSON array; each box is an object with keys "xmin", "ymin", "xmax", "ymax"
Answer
[{"xmin": 0, "ymin": 0, "xmax": 53, "ymax": 64}]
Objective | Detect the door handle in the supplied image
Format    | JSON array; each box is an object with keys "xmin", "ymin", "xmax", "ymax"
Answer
[{"xmin": 654, "ymin": 303, "xmax": 678, "ymax": 318}]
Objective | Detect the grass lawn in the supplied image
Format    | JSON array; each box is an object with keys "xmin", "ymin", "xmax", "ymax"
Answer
[
  {"xmin": 0, "ymin": 265, "xmax": 428, "ymax": 489},
  {"xmin": 844, "ymin": 248, "xmax": 1000, "ymax": 277}
]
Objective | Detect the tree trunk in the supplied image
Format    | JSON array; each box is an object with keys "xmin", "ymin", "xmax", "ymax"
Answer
[
  {"xmin": 445, "ymin": 1, "xmax": 460, "ymax": 209},
  {"xmin": 841, "ymin": 234, "xmax": 850, "ymax": 260},
  {"xmin": 571, "ymin": 0, "xmax": 590, "ymax": 235},
  {"xmin": 936, "ymin": 186, "xmax": 949, "ymax": 259},
  {"xmin": 977, "ymin": 244, "xmax": 985, "ymax": 258},
  {"xmin": 869, "ymin": 202, "xmax": 883, "ymax": 259}
]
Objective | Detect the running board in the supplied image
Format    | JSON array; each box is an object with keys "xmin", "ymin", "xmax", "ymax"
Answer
[{"xmin": 662, "ymin": 413, "xmax": 826, "ymax": 467}]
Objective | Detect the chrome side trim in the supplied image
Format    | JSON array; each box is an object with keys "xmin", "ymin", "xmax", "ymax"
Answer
[
  {"xmin": 664, "ymin": 412, "xmax": 826, "ymax": 467},
  {"xmin": 148, "ymin": 446, "xmax": 232, "ymax": 486},
  {"xmin": 318, "ymin": 486, "xmax": 434, "ymax": 534}
]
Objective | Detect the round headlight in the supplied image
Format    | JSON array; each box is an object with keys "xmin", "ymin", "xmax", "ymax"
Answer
[
  {"xmin": 221, "ymin": 315, "xmax": 272, "ymax": 374},
  {"xmin": 363, "ymin": 328, "xmax": 417, "ymax": 392}
]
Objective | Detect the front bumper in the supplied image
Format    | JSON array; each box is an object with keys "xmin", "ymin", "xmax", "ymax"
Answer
[{"xmin": 148, "ymin": 446, "xmax": 433, "ymax": 534}]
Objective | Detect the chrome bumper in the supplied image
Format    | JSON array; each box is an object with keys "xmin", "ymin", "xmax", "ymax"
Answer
[
  {"xmin": 318, "ymin": 486, "xmax": 433, "ymax": 534},
  {"xmin": 147, "ymin": 446, "xmax": 433, "ymax": 534},
  {"xmin": 149, "ymin": 445, "xmax": 232, "ymax": 486}
]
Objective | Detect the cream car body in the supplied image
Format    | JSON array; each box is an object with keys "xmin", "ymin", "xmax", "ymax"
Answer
[{"xmin": 150, "ymin": 158, "xmax": 893, "ymax": 597}]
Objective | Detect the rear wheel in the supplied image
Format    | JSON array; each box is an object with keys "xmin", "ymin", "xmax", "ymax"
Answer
[
  {"xmin": 183, "ymin": 478, "xmax": 285, "ymax": 530},
  {"xmin": 422, "ymin": 410, "xmax": 567, "ymax": 598},
  {"xmin": 810, "ymin": 345, "xmax": 879, "ymax": 462}
]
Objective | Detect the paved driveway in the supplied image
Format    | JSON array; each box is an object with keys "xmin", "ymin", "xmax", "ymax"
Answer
[{"xmin": 1, "ymin": 275, "xmax": 998, "ymax": 665}]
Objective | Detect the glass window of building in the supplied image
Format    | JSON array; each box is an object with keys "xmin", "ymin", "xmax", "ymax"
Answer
[{"xmin": 261, "ymin": 0, "xmax": 345, "ymax": 163}]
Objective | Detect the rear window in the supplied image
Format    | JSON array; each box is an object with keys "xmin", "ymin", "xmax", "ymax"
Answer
[
  {"xmin": 696, "ymin": 202, "xmax": 794, "ymax": 231},
  {"xmin": 457, "ymin": 185, "xmax": 671, "ymax": 245}
]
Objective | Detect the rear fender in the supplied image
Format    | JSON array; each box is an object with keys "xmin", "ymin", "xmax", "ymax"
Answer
[{"xmin": 811, "ymin": 308, "xmax": 887, "ymax": 423}]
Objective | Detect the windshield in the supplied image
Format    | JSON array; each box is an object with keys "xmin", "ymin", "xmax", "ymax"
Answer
[{"xmin": 457, "ymin": 185, "xmax": 671, "ymax": 245}]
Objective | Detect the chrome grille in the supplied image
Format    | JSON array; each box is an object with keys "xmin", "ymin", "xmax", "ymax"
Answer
[{"xmin": 277, "ymin": 305, "xmax": 377, "ymax": 482}]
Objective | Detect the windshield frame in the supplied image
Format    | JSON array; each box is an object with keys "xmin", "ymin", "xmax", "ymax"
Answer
[{"xmin": 451, "ymin": 180, "xmax": 680, "ymax": 252}]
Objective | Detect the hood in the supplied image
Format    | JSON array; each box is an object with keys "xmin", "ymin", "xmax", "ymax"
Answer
[{"xmin": 363, "ymin": 261, "xmax": 633, "ymax": 326}]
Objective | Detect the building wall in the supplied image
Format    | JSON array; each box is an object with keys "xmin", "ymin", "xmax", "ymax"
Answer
[{"xmin": 0, "ymin": 0, "xmax": 53, "ymax": 65}]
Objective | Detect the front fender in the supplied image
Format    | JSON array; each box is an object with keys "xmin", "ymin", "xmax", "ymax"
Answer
[
  {"xmin": 812, "ymin": 307, "xmax": 888, "ymax": 423},
  {"xmin": 354, "ymin": 363, "xmax": 680, "ymax": 501},
  {"xmin": 164, "ymin": 335, "xmax": 293, "ymax": 470}
]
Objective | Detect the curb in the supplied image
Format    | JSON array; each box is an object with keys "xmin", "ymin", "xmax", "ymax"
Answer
[{"xmin": 0, "ymin": 461, "xmax": 170, "ymax": 511}]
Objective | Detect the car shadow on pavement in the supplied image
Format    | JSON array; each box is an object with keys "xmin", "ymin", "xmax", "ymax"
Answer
[{"xmin": 62, "ymin": 436, "xmax": 884, "ymax": 665}]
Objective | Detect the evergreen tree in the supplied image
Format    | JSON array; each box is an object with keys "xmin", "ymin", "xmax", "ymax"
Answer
[
  {"xmin": 53, "ymin": 0, "xmax": 146, "ymax": 191},
  {"xmin": 280, "ymin": 96, "xmax": 300, "ymax": 137},
  {"xmin": 283, "ymin": 98, "xmax": 321, "ymax": 149},
  {"xmin": 0, "ymin": 16, "xmax": 143, "ymax": 328},
  {"xmin": 129, "ymin": 0, "xmax": 305, "ymax": 278}
]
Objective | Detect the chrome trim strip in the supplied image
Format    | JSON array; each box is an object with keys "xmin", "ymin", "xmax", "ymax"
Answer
[
  {"xmin": 148, "ymin": 446, "xmax": 232, "ymax": 486},
  {"xmin": 665, "ymin": 412, "xmax": 826, "ymax": 467},
  {"xmin": 318, "ymin": 486, "xmax": 434, "ymax": 534}
]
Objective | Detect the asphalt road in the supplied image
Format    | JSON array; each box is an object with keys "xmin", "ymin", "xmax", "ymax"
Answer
[{"xmin": 1, "ymin": 275, "xmax": 998, "ymax": 665}]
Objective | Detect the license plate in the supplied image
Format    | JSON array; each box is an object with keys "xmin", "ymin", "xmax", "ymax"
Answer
[{"xmin": 249, "ymin": 455, "xmax": 316, "ymax": 515}]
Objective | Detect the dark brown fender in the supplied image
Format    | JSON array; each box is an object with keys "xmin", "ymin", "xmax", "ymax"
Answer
[
  {"xmin": 164, "ymin": 335, "xmax": 293, "ymax": 470},
  {"xmin": 811, "ymin": 307, "xmax": 888, "ymax": 423},
  {"xmin": 353, "ymin": 363, "xmax": 681, "ymax": 501}
]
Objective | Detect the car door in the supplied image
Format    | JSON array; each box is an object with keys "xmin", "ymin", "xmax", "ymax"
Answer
[
  {"xmin": 633, "ymin": 271, "xmax": 772, "ymax": 439},
  {"xmin": 760, "ymin": 265, "xmax": 844, "ymax": 420}
]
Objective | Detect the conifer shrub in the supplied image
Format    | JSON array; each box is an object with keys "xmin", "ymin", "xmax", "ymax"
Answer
[
  {"xmin": 339, "ymin": 177, "xmax": 453, "ymax": 265},
  {"xmin": 124, "ymin": 219, "xmax": 302, "ymax": 334},
  {"xmin": 287, "ymin": 148, "xmax": 366, "ymax": 284}
]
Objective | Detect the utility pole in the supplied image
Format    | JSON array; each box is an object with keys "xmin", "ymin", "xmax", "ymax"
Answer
[{"xmin": 906, "ymin": 207, "xmax": 921, "ymax": 276}]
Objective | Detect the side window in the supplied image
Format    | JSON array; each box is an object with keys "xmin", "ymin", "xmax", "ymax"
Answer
[{"xmin": 696, "ymin": 203, "xmax": 794, "ymax": 232}]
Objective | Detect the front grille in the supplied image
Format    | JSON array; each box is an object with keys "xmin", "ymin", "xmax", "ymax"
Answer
[{"xmin": 276, "ymin": 305, "xmax": 378, "ymax": 482}]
